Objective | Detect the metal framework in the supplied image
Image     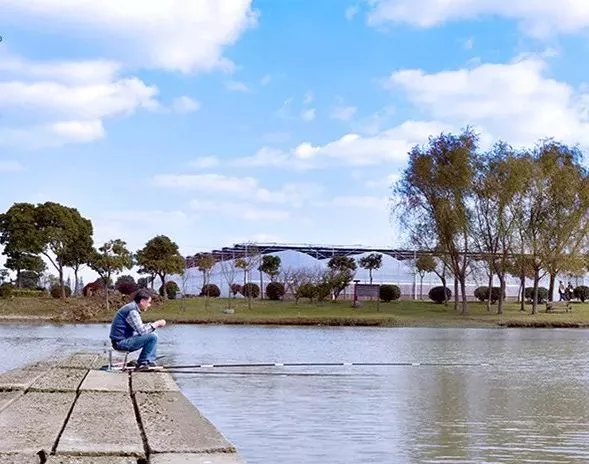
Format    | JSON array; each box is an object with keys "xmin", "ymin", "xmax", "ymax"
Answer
[{"xmin": 185, "ymin": 242, "xmax": 425, "ymax": 268}]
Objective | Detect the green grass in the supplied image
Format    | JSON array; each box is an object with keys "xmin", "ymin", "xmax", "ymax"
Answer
[{"xmin": 2, "ymin": 296, "xmax": 589, "ymax": 328}]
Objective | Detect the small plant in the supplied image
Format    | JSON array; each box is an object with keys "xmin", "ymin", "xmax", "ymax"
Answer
[
  {"xmin": 241, "ymin": 282, "xmax": 260, "ymax": 299},
  {"xmin": 428, "ymin": 286, "xmax": 451, "ymax": 303},
  {"xmin": 574, "ymin": 285, "xmax": 589, "ymax": 302},
  {"xmin": 266, "ymin": 282, "xmax": 286, "ymax": 300},
  {"xmin": 296, "ymin": 283, "xmax": 316, "ymax": 301},
  {"xmin": 200, "ymin": 284, "xmax": 221, "ymax": 298},
  {"xmin": 379, "ymin": 284, "xmax": 400, "ymax": 302},
  {"xmin": 50, "ymin": 285, "xmax": 72, "ymax": 299},
  {"xmin": 473, "ymin": 286, "xmax": 504, "ymax": 303},
  {"xmin": 0, "ymin": 283, "xmax": 14, "ymax": 299},
  {"xmin": 524, "ymin": 287, "xmax": 548, "ymax": 303}
]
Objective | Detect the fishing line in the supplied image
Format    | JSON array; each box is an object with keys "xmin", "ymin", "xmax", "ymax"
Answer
[{"xmin": 162, "ymin": 361, "xmax": 494, "ymax": 369}]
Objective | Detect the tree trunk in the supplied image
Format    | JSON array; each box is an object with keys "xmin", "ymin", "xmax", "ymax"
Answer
[
  {"xmin": 548, "ymin": 272, "xmax": 556, "ymax": 302},
  {"xmin": 419, "ymin": 275, "xmax": 424, "ymax": 300},
  {"xmin": 454, "ymin": 279, "xmax": 459, "ymax": 311},
  {"xmin": 532, "ymin": 269, "xmax": 540, "ymax": 314},
  {"xmin": 369, "ymin": 269, "xmax": 373, "ymax": 285},
  {"xmin": 497, "ymin": 275, "xmax": 505, "ymax": 315},
  {"xmin": 59, "ymin": 265, "xmax": 65, "ymax": 299},
  {"xmin": 486, "ymin": 272, "xmax": 493, "ymax": 312},
  {"xmin": 260, "ymin": 269, "xmax": 264, "ymax": 300},
  {"xmin": 16, "ymin": 268, "xmax": 21, "ymax": 289},
  {"xmin": 441, "ymin": 276, "xmax": 448, "ymax": 306},
  {"xmin": 460, "ymin": 274, "xmax": 468, "ymax": 314},
  {"xmin": 73, "ymin": 268, "xmax": 79, "ymax": 296},
  {"xmin": 519, "ymin": 273, "xmax": 526, "ymax": 311}
]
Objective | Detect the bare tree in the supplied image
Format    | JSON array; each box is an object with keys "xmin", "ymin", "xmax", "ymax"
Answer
[{"xmin": 219, "ymin": 257, "xmax": 238, "ymax": 309}]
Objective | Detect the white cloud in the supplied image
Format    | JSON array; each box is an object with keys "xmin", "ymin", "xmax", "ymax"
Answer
[
  {"xmin": 365, "ymin": 173, "xmax": 400, "ymax": 188},
  {"xmin": 364, "ymin": 0, "xmax": 589, "ymax": 37},
  {"xmin": 189, "ymin": 156, "xmax": 219, "ymax": 169},
  {"xmin": 153, "ymin": 174, "xmax": 258, "ymax": 193},
  {"xmin": 0, "ymin": 161, "xmax": 24, "ymax": 172},
  {"xmin": 189, "ymin": 200, "xmax": 290, "ymax": 221},
  {"xmin": 304, "ymin": 91, "xmax": 314, "ymax": 104},
  {"xmin": 226, "ymin": 80, "xmax": 250, "ymax": 92},
  {"xmin": 291, "ymin": 120, "xmax": 453, "ymax": 166},
  {"xmin": 232, "ymin": 147, "xmax": 315, "ymax": 170},
  {"xmin": 1, "ymin": 0, "xmax": 258, "ymax": 73},
  {"xmin": 385, "ymin": 55, "xmax": 589, "ymax": 146},
  {"xmin": 300, "ymin": 108, "xmax": 316, "ymax": 122},
  {"xmin": 330, "ymin": 105, "xmax": 357, "ymax": 121},
  {"xmin": 172, "ymin": 96, "xmax": 200, "ymax": 114},
  {"xmin": 346, "ymin": 5, "xmax": 360, "ymax": 20},
  {"xmin": 332, "ymin": 196, "xmax": 389, "ymax": 209},
  {"xmin": 0, "ymin": 51, "xmax": 158, "ymax": 148},
  {"xmin": 260, "ymin": 74, "xmax": 272, "ymax": 86}
]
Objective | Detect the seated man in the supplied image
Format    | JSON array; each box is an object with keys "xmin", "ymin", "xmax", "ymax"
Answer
[{"xmin": 109, "ymin": 288, "xmax": 166, "ymax": 370}]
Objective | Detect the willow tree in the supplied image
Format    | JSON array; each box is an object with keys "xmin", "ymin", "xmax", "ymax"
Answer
[
  {"xmin": 471, "ymin": 142, "xmax": 528, "ymax": 314},
  {"xmin": 394, "ymin": 128, "xmax": 477, "ymax": 314}
]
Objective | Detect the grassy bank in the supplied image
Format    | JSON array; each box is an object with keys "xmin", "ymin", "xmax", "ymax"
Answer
[{"xmin": 1, "ymin": 296, "xmax": 589, "ymax": 328}]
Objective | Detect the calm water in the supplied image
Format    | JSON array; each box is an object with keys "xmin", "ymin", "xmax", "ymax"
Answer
[{"xmin": 1, "ymin": 323, "xmax": 589, "ymax": 463}]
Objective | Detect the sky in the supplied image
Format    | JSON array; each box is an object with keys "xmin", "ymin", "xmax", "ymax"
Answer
[{"xmin": 2, "ymin": 0, "xmax": 589, "ymax": 283}]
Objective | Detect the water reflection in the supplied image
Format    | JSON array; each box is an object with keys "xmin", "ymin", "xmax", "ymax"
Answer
[{"xmin": 1, "ymin": 324, "xmax": 589, "ymax": 463}]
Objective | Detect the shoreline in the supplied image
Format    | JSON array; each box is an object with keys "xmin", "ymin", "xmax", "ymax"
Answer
[{"xmin": 1, "ymin": 314, "xmax": 589, "ymax": 329}]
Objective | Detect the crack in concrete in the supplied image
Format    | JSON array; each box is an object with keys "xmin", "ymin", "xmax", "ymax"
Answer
[{"xmin": 129, "ymin": 373, "xmax": 150, "ymax": 464}]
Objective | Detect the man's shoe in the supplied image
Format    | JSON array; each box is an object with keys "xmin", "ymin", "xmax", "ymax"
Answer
[{"xmin": 135, "ymin": 362, "xmax": 163, "ymax": 371}]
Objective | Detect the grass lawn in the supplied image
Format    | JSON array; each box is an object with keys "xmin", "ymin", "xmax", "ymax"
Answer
[{"xmin": 1, "ymin": 296, "xmax": 589, "ymax": 328}]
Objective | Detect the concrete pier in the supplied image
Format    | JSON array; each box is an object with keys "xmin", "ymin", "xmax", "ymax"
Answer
[{"xmin": 0, "ymin": 353, "xmax": 244, "ymax": 463}]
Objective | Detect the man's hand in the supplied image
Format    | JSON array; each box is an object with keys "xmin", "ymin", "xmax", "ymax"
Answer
[{"xmin": 153, "ymin": 319, "xmax": 166, "ymax": 328}]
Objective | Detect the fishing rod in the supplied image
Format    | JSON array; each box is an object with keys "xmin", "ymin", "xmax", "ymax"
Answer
[{"xmin": 162, "ymin": 361, "xmax": 494, "ymax": 369}]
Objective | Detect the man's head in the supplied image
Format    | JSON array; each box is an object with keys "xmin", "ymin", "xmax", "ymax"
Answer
[{"xmin": 134, "ymin": 289, "xmax": 152, "ymax": 311}]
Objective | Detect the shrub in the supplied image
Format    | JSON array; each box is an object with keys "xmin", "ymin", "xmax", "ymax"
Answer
[
  {"xmin": 524, "ymin": 287, "xmax": 548, "ymax": 303},
  {"xmin": 200, "ymin": 284, "xmax": 221, "ymax": 298},
  {"xmin": 116, "ymin": 280, "xmax": 138, "ymax": 295},
  {"xmin": 296, "ymin": 283, "xmax": 316, "ymax": 301},
  {"xmin": 165, "ymin": 281, "xmax": 180, "ymax": 299},
  {"xmin": 379, "ymin": 284, "xmax": 400, "ymax": 302},
  {"xmin": 428, "ymin": 286, "xmax": 451, "ymax": 303},
  {"xmin": 50, "ymin": 285, "xmax": 72, "ymax": 298},
  {"xmin": 473, "ymin": 286, "xmax": 504, "ymax": 303},
  {"xmin": 266, "ymin": 282, "xmax": 285, "ymax": 300},
  {"xmin": 230, "ymin": 283, "xmax": 242, "ymax": 297},
  {"xmin": 241, "ymin": 282, "xmax": 260, "ymax": 299},
  {"xmin": 574, "ymin": 285, "xmax": 589, "ymax": 302},
  {"xmin": 315, "ymin": 282, "xmax": 332, "ymax": 302},
  {"xmin": 0, "ymin": 283, "xmax": 14, "ymax": 299}
]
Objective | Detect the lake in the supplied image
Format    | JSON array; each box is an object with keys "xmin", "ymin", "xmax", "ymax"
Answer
[{"xmin": 1, "ymin": 323, "xmax": 589, "ymax": 463}]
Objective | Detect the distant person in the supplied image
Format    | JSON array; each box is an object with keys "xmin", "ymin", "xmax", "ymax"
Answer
[
  {"xmin": 109, "ymin": 288, "xmax": 166, "ymax": 370},
  {"xmin": 567, "ymin": 282, "xmax": 575, "ymax": 301},
  {"xmin": 559, "ymin": 281, "xmax": 566, "ymax": 301}
]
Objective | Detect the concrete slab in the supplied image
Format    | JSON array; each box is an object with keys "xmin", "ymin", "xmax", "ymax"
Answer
[
  {"xmin": 28, "ymin": 369, "xmax": 87, "ymax": 393},
  {"xmin": 0, "ymin": 369, "xmax": 48, "ymax": 391},
  {"xmin": 0, "ymin": 392, "xmax": 22, "ymax": 413},
  {"xmin": 79, "ymin": 370, "xmax": 128, "ymax": 393},
  {"xmin": 46, "ymin": 457, "xmax": 137, "ymax": 463},
  {"xmin": 56, "ymin": 391, "xmax": 143, "ymax": 457},
  {"xmin": 136, "ymin": 392, "xmax": 235, "ymax": 454},
  {"xmin": 0, "ymin": 392, "xmax": 76, "ymax": 454},
  {"xmin": 132, "ymin": 372, "xmax": 179, "ymax": 392},
  {"xmin": 151, "ymin": 453, "xmax": 245, "ymax": 464},
  {"xmin": 55, "ymin": 354, "xmax": 98, "ymax": 369},
  {"xmin": 0, "ymin": 454, "xmax": 40, "ymax": 464}
]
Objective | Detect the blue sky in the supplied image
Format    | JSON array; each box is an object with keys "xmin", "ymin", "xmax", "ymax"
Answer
[{"xmin": 1, "ymin": 0, "xmax": 589, "ymax": 282}]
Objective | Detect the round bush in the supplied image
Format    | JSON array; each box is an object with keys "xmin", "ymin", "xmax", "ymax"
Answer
[
  {"xmin": 524, "ymin": 287, "xmax": 548, "ymax": 303},
  {"xmin": 200, "ymin": 284, "xmax": 221, "ymax": 298},
  {"xmin": 241, "ymin": 282, "xmax": 260, "ymax": 299},
  {"xmin": 165, "ymin": 281, "xmax": 180, "ymax": 299},
  {"xmin": 574, "ymin": 285, "xmax": 589, "ymax": 302},
  {"xmin": 315, "ymin": 282, "xmax": 332, "ymax": 302},
  {"xmin": 473, "ymin": 286, "xmax": 504, "ymax": 303},
  {"xmin": 266, "ymin": 282, "xmax": 285, "ymax": 300},
  {"xmin": 50, "ymin": 285, "xmax": 72, "ymax": 298},
  {"xmin": 379, "ymin": 284, "xmax": 400, "ymax": 302},
  {"xmin": 116, "ymin": 280, "xmax": 138, "ymax": 295},
  {"xmin": 296, "ymin": 283, "xmax": 316, "ymax": 300},
  {"xmin": 230, "ymin": 283, "xmax": 242, "ymax": 296},
  {"xmin": 0, "ymin": 283, "xmax": 14, "ymax": 299},
  {"xmin": 428, "ymin": 286, "xmax": 451, "ymax": 303}
]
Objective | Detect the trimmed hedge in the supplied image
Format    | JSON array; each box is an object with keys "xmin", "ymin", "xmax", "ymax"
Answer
[
  {"xmin": 379, "ymin": 284, "xmax": 400, "ymax": 302},
  {"xmin": 428, "ymin": 286, "xmax": 451, "ymax": 303},
  {"xmin": 524, "ymin": 287, "xmax": 548, "ymax": 303},
  {"xmin": 473, "ymin": 286, "xmax": 505, "ymax": 303},
  {"xmin": 241, "ymin": 282, "xmax": 260, "ymax": 299},
  {"xmin": 50, "ymin": 285, "xmax": 72, "ymax": 298},
  {"xmin": 0, "ymin": 283, "xmax": 14, "ymax": 299},
  {"xmin": 266, "ymin": 282, "xmax": 286, "ymax": 300},
  {"xmin": 574, "ymin": 285, "xmax": 589, "ymax": 302},
  {"xmin": 200, "ymin": 284, "xmax": 221, "ymax": 298}
]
